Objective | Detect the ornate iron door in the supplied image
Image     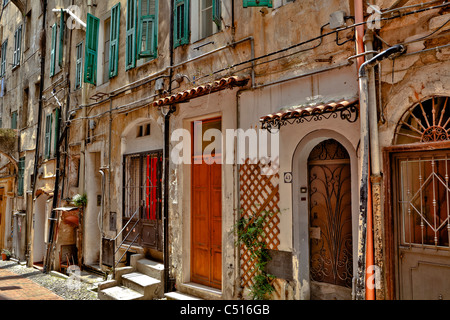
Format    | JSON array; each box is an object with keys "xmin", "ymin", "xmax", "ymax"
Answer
[
  {"xmin": 122, "ymin": 150, "xmax": 163, "ymax": 252},
  {"xmin": 308, "ymin": 139, "xmax": 353, "ymax": 300},
  {"xmin": 394, "ymin": 151, "xmax": 450, "ymax": 300}
]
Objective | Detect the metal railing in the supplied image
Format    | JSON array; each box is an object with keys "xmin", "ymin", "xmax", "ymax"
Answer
[{"xmin": 108, "ymin": 208, "xmax": 140, "ymax": 276}]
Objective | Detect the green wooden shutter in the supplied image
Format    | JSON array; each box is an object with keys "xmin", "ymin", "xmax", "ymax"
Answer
[
  {"xmin": 1, "ymin": 40, "xmax": 7, "ymax": 77},
  {"xmin": 44, "ymin": 113, "xmax": 52, "ymax": 159},
  {"xmin": 50, "ymin": 23, "xmax": 57, "ymax": 77},
  {"xmin": 138, "ymin": 0, "xmax": 157, "ymax": 59},
  {"xmin": 54, "ymin": 108, "xmax": 60, "ymax": 153},
  {"xmin": 212, "ymin": 0, "xmax": 221, "ymax": 28},
  {"xmin": 11, "ymin": 111, "xmax": 17, "ymax": 129},
  {"xmin": 109, "ymin": 3, "xmax": 121, "ymax": 78},
  {"xmin": 18, "ymin": 157, "xmax": 25, "ymax": 196},
  {"xmin": 84, "ymin": 13, "xmax": 100, "ymax": 85},
  {"xmin": 126, "ymin": 0, "xmax": 137, "ymax": 70},
  {"xmin": 59, "ymin": 9, "xmax": 65, "ymax": 68},
  {"xmin": 174, "ymin": 0, "xmax": 189, "ymax": 48},
  {"xmin": 243, "ymin": 0, "xmax": 272, "ymax": 8}
]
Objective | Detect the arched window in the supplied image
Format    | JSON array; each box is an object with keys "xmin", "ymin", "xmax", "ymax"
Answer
[{"xmin": 395, "ymin": 96, "xmax": 450, "ymax": 145}]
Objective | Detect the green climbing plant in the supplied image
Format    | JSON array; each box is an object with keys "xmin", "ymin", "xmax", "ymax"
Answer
[{"xmin": 235, "ymin": 210, "xmax": 275, "ymax": 300}]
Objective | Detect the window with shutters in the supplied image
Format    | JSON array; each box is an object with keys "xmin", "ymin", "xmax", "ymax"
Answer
[
  {"xmin": 13, "ymin": 25, "xmax": 22, "ymax": 68},
  {"xmin": 109, "ymin": 3, "xmax": 120, "ymax": 78},
  {"xmin": 137, "ymin": 0, "xmax": 158, "ymax": 59},
  {"xmin": 44, "ymin": 113, "xmax": 52, "ymax": 159},
  {"xmin": 243, "ymin": 0, "xmax": 272, "ymax": 8},
  {"xmin": 84, "ymin": 13, "xmax": 100, "ymax": 85},
  {"xmin": 126, "ymin": 0, "xmax": 137, "ymax": 70},
  {"xmin": 18, "ymin": 157, "xmax": 25, "ymax": 197},
  {"xmin": 1, "ymin": 40, "xmax": 7, "ymax": 77},
  {"xmin": 174, "ymin": 0, "xmax": 189, "ymax": 47},
  {"xmin": 192, "ymin": 0, "xmax": 220, "ymax": 42},
  {"xmin": 50, "ymin": 23, "xmax": 57, "ymax": 77},
  {"xmin": 75, "ymin": 42, "xmax": 83, "ymax": 89}
]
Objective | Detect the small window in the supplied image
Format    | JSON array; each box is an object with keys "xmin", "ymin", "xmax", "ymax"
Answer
[
  {"xmin": 137, "ymin": 123, "xmax": 151, "ymax": 137},
  {"xmin": 50, "ymin": 23, "xmax": 57, "ymax": 77}
]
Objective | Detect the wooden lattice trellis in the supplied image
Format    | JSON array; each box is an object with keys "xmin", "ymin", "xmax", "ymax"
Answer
[{"xmin": 239, "ymin": 158, "xmax": 280, "ymax": 289}]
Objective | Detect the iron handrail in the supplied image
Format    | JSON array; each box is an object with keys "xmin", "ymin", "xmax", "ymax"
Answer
[
  {"xmin": 113, "ymin": 208, "xmax": 139, "ymax": 241},
  {"xmin": 115, "ymin": 218, "xmax": 140, "ymax": 254},
  {"xmin": 114, "ymin": 233, "xmax": 140, "ymax": 269}
]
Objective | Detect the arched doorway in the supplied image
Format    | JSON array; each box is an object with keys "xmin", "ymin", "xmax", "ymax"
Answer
[
  {"xmin": 390, "ymin": 96, "xmax": 450, "ymax": 300},
  {"xmin": 307, "ymin": 139, "xmax": 353, "ymax": 300}
]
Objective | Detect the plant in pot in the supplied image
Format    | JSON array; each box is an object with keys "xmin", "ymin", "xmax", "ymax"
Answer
[{"xmin": 1, "ymin": 249, "xmax": 11, "ymax": 261}]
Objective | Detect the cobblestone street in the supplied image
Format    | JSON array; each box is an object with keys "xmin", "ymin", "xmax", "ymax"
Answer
[{"xmin": 0, "ymin": 260, "xmax": 100, "ymax": 300}]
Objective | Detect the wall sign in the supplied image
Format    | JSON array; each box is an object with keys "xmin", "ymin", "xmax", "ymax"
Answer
[{"xmin": 284, "ymin": 172, "xmax": 293, "ymax": 183}]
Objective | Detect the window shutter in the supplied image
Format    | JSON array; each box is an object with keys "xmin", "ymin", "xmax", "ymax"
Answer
[
  {"xmin": 54, "ymin": 108, "xmax": 60, "ymax": 153},
  {"xmin": 50, "ymin": 23, "xmax": 57, "ymax": 77},
  {"xmin": 11, "ymin": 111, "xmax": 17, "ymax": 129},
  {"xmin": 18, "ymin": 157, "xmax": 25, "ymax": 196},
  {"xmin": 1, "ymin": 40, "xmax": 7, "ymax": 77},
  {"xmin": 13, "ymin": 26, "xmax": 21, "ymax": 67},
  {"xmin": 109, "ymin": 3, "xmax": 121, "ymax": 78},
  {"xmin": 243, "ymin": 0, "xmax": 273, "ymax": 8},
  {"xmin": 138, "ymin": 0, "xmax": 157, "ymax": 59},
  {"xmin": 212, "ymin": 0, "xmax": 221, "ymax": 28},
  {"xmin": 174, "ymin": 0, "xmax": 189, "ymax": 47},
  {"xmin": 84, "ymin": 13, "xmax": 100, "ymax": 85},
  {"xmin": 126, "ymin": 0, "xmax": 137, "ymax": 70},
  {"xmin": 59, "ymin": 9, "xmax": 64, "ymax": 68},
  {"xmin": 75, "ymin": 42, "xmax": 83, "ymax": 89},
  {"xmin": 44, "ymin": 113, "xmax": 52, "ymax": 159}
]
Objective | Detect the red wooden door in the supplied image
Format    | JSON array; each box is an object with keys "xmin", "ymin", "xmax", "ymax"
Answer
[{"xmin": 191, "ymin": 118, "xmax": 222, "ymax": 289}]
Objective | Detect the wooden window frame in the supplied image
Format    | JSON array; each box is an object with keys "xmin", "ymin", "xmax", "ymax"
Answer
[
  {"xmin": 174, "ymin": 0, "xmax": 189, "ymax": 48},
  {"xmin": 84, "ymin": 13, "xmax": 100, "ymax": 85},
  {"xmin": 243, "ymin": 0, "xmax": 273, "ymax": 8},
  {"xmin": 109, "ymin": 3, "xmax": 121, "ymax": 78}
]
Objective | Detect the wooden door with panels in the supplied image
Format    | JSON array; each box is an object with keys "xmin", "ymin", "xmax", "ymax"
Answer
[{"xmin": 191, "ymin": 118, "xmax": 222, "ymax": 289}]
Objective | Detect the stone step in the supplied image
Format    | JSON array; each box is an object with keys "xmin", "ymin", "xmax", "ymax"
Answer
[
  {"xmin": 164, "ymin": 291, "xmax": 202, "ymax": 300},
  {"xmin": 122, "ymin": 272, "xmax": 162, "ymax": 299},
  {"xmin": 136, "ymin": 259, "xmax": 164, "ymax": 280},
  {"xmin": 99, "ymin": 285, "xmax": 144, "ymax": 300}
]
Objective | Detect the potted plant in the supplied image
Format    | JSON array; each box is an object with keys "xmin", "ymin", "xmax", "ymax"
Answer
[{"xmin": 1, "ymin": 249, "xmax": 11, "ymax": 261}]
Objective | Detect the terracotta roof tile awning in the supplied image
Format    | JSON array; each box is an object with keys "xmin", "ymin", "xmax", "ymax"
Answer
[
  {"xmin": 260, "ymin": 99, "xmax": 359, "ymax": 131},
  {"xmin": 153, "ymin": 76, "xmax": 249, "ymax": 107}
]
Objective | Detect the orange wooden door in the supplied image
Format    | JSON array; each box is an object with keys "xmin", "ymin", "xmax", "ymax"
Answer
[{"xmin": 191, "ymin": 118, "xmax": 222, "ymax": 289}]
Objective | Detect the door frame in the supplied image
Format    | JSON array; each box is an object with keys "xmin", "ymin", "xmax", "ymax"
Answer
[
  {"xmin": 121, "ymin": 149, "xmax": 163, "ymax": 252},
  {"xmin": 292, "ymin": 129, "xmax": 359, "ymax": 300},
  {"xmin": 383, "ymin": 140, "xmax": 450, "ymax": 300}
]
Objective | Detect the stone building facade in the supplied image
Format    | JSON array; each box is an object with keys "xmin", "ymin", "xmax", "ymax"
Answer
[{"xmin": 0, "ymin": 0, "xmax": 448, "ymax": 300}]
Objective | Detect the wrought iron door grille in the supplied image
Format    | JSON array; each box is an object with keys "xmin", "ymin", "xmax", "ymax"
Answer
[
  {"xmin": 308, "ymin": 139, "xmax": 353, "ymax": 288},
  {"xmin": 398, "ymin": 156, "xmax": 450, "ymax": 248}
]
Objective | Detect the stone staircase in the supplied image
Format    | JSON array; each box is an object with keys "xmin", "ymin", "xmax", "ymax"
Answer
[{"xmin": 98, "ymin": 254, "xmax": 164, "ymax": 300}]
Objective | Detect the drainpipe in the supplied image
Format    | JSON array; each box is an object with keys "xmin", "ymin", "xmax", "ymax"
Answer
[
  {"xmin": 356, "ymin": 44, "xmax": 405, "ymax": 300},
  {"xmin": 163, "ymin": 0, "xmax": 176, "ymax": 294}
]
